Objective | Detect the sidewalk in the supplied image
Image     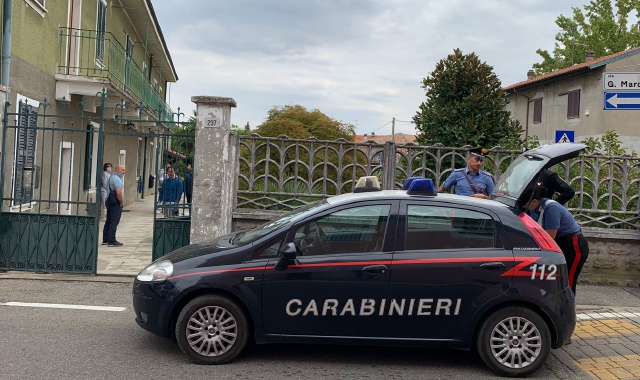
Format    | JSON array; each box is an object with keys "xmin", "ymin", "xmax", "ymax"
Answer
[
  {"xmin": 553, "ymin": 307, "xmax": 640, "ymax": 380},
  {"xmin": 97, "ymin": 198, "xmax": 155, "ymax": 276}
]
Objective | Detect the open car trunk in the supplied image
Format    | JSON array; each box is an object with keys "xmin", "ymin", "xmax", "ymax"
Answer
[{"xmin": 492, "ymin": 143, "xmax": 586, "ymax": 209}]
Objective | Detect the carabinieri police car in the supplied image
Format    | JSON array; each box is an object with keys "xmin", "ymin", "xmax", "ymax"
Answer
[{"xmin": 133, "ymin": 143, "xmax": 584, "ymax": 377}]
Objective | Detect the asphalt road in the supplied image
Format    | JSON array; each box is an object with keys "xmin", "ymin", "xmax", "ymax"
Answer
[{"xmin": 1, "ymin": 279, "xmax": 620, "ymax": 380}]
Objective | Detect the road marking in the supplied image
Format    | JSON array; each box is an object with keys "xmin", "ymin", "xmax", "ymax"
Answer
[{"xmin": 0, "ymin": 302, "xmax": 126, "ymax": 312}]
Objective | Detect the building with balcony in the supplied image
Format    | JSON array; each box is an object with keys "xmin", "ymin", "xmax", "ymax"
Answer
[{"xmin": 0, "ymin": 0, "xmax": 179, "ymax": 212}]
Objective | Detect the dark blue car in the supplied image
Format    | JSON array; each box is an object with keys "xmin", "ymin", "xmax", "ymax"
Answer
[{"xmin": 132, "ymin": 143, "xmax": 583, "ymax": 377}]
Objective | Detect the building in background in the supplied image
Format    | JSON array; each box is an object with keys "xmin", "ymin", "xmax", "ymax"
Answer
[
  {"xmin": 504, "ymin": 47, "xmax": 640, "ymax": 152},
  {"xmin": 0, "ymin": 0, "xmax": 178, "ymax": 212}
]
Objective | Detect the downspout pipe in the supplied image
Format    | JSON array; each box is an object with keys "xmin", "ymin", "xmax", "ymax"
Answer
[
  {"xmin": 2, "ymin": 0, "xmax": 13, "ymax": 87},
  {"xmin": 513, "ymin": 88, "xmax": 531, "ymax": 140}
]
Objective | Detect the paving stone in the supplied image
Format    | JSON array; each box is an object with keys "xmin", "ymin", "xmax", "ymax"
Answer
[
  {"xmin": 590, "ymin": 368, "xmax": 617, "ymax": 380},
  {"xmin": 607, "ymin": 343, "xmax": 636, "ymax": 357},
  {"xmin": 608, "ymin": 367, "xmax": 635, "ymax": 379}
]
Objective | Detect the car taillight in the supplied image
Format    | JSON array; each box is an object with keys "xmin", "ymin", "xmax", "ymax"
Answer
[{"xmin": 518, "ymin": 213, "xmax": 563, "ymax": 253}]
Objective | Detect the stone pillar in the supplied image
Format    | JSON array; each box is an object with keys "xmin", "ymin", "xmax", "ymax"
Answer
[{"xmin": 190, "ymin": 96, "xmax": 237, "ymax": 243}]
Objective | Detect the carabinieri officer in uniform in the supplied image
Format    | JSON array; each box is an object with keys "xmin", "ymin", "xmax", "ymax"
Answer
[
  {"xmin": 438, "ymin": 147, "xmax": 495, "ymax": 199},
  {"xmin": 525, "ymin": 184, "xmax": 589, "ymax": 294}
]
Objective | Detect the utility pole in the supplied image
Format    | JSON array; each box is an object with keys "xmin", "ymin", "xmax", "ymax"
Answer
[{"xmin": 391, "ymin": 117, "xmax": 395, "ymax": 142}]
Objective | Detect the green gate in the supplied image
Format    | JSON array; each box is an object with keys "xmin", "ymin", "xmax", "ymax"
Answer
[
  {"xmin": 0, "ymin": 91, "xmax": 195, "ymax": 274},
  {"xmin": 0, "ymin": 94, "xmax": 107, "ymax": 273}
]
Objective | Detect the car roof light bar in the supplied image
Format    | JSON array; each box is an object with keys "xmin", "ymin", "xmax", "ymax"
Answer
[
  {"xmin": 406, "ymin": 178, "xmax": 437, "ymax": 196},
  {"xmin": 353, "ymin": 176, "xmax": 382, "ymax": 193},
  {"xmin": 402, "ymin": 176, "xmax": 424, "ymax": 190}
]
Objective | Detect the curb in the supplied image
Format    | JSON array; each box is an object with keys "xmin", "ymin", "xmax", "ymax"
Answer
[{"xmin": 0, "ymin": 271, "xmax": 134, "ymax": 283}]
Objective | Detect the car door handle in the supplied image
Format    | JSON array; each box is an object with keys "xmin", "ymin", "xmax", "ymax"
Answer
[
  {"xmin": 362, "ymin": 265, "xmax": 388, "ymax": 275},
  {"xmin": 480, "ymin": 262, "xmax": 506, "ymax": 271}
]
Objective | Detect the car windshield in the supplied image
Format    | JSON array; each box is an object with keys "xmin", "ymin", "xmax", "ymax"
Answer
[
  {"xmin": 495, "ymin": 155, "xmax": 544, "ymax": 197},
  {"xmin": 235, "ymin": 200, "xmax": 327, "ymax": 246}
]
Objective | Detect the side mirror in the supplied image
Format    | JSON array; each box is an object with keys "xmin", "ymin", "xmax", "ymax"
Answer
[
  {"xmin": 274, "ymin": 243, "xmax": 300, "ymax": 271},
  {"xmin": 278, "ymin": 242, "xmax": 300, "ymax": 260}
]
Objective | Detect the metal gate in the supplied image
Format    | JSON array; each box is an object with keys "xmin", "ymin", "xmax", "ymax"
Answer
[
  {"xmin": 0, "ymin": 91, "xmax": 195, "ymax": 274},
  {"xmin": 102, "ymin": 104, "xmax": 195, "ymax": 261}
]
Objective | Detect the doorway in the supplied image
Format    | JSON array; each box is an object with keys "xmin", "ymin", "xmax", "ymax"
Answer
[{"xmin": 58, "ymin": 142, "xmax": 74, "ymax": 215}]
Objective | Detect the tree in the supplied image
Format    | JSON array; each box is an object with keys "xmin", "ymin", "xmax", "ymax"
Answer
[
  {"xmin": 255, "ymin": 104, "xmax": 355, "ymax": 141},
  {"xmin": 413, "ymin": 48, "xmax": 523, "ymax": 148},
  {"xmin": 231, "ymin": 123, "xmax": 251, "ymax": 135},
  {"xmin": 534, "ymin": 0, "xmax": 640, "ymax": 75}
]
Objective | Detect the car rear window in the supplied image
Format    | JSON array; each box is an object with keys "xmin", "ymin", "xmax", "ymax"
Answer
[{"xmin": 405, "ymin": 205, "xmax": 496, "ymax": 250}]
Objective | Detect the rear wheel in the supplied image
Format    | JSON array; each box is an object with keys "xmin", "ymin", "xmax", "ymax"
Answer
[
  {"xmin": 175, "ymin": 295, "xmax": 249, "ymax": 364},
  {"xmin": 476, "ymin": 306, "xmax": 551, "ymax": 377}
]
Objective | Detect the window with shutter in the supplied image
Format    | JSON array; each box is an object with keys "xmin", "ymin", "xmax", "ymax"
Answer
[
  {"xmin": 14, "ymin": 102, "xmax": 38, "ymax": 206},
  {"xmin": 95, "ymin": 0, "xmax": 107, "ymax": 63},
  {"xmin": 567, "ymin": 90, "xmax": 580, "ymax": 118},
  {"xmin": 533, "ymin": 98, "xmax": 542, "ymax": 124}
]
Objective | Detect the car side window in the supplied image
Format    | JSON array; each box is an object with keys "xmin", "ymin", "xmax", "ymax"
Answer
[
  {"xmin": 253, "ymin": 236, "xmax": 284, "ymax": 259},
  {"xmin": 405, "ymin": 205, "xmax": 496, "ymax": 250},
  {"xmin": 294, "ymin": 204, "xmax": 391, "ymax": 256}
]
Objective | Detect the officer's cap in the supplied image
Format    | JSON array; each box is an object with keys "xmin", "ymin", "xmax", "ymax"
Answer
[{"xmin": 469, "ymin": 147, "xmax": 489, "ymax": 161}]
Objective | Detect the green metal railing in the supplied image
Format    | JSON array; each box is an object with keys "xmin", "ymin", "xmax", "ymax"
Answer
[{"xmin": 58, "ymin": 28, "xmax": 172, "ymax": 119}]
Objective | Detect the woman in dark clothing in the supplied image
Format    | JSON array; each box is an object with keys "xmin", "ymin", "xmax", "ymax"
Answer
[{"xmin": 525, "ymin": 184, "xmax": 589, "ymax": 294}]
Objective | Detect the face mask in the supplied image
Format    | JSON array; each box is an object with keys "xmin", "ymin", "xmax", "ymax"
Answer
[{"xmin": 107, "ymin": 167, "xmax": 112, "ymax": 172}]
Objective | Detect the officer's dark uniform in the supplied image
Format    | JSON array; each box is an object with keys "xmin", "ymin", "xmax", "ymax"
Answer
[
  {"xmin": 531, "ymin": 198, "xmax": 588, "ymax": 294},
  {"xmin": 539, "ymin": 169, "xmax": 575, "ymax": 205},
  {"xmin": 441, "ymin": 148, "xmax": 494, "ymax": 197}
]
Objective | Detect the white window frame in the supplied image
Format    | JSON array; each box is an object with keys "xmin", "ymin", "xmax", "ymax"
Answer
[
  {"xmin": 24, "ymin": 0, "xmax": 47, "ymax": 18},
  {"xmin": 95, "ymin": 0, "xmax": 107, "ymax": 66},
  {"xmin": 10, "ymin": 94, "xmax": 40, "ymax": 211},
  {"xmin": 88, "ymin": 122, "xmax": 100, "ymax": 195}
]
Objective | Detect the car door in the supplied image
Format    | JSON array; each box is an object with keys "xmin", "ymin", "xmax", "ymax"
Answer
[
  {"xmin": 262, "ymin": 201, "xmax": 398, "ymax": 337},
  {"xmin": 387, "ymin": 201, "xmax": 513, "ymax": 340}
]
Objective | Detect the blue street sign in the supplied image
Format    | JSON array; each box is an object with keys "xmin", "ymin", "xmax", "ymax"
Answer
[
  {"xmin": 604, "ymin": 92, "xmax": 640, "ymax": 110},
  {"xmin": 555, "ymin": 130, "xmax": 575, "ymax": 144}
]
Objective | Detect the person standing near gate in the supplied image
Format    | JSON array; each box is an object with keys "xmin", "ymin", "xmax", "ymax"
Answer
[
  {"xmin": 101, "ymin": 163, "xmax": 112, "ymax": 210},
  {"xmin": 438, "ymin": 148, "xmax": 494, "ymax": 199},
  {"xmin": 103, "ymin": 164, "xmax": 126, "ymax": 247},
  {"xmin": 185, "ymin": 165, "xmax": 193, "ymax": 204},
  {"xmin": 158, "ymin": 166, "xmax": 183, "ymax": 217},
  {"xmin": 526, "ymin": 184, "xmax": 589, "ymax": 294}
]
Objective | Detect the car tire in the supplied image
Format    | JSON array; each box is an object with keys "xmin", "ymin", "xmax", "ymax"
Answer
[
  {"xmin": 476, "ymin": 306, "xmax": 551, "ymax": 377},
  {"xmin": 175, "ymin": 295, "xmax": 249, "ymax": 364}
]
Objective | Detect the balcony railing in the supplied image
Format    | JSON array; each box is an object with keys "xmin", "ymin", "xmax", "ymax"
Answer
[{"xmin": 58, "ymin": 27, "xmax": 172, "ymax": 120}]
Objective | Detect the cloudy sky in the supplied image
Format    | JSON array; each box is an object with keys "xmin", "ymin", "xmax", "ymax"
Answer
[{"xmin": 153, "ymin": 0, "xmax": 586, "ymax": 136}]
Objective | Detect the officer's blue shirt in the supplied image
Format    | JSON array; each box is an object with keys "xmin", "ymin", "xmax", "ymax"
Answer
[
  {"xmin": 109, "ymin": 173, "xmax": 123, "ymax": 191},
  {"xmin": 442, "ymin": 168, "xmax": 494, "ymax": 196},
  {"xmin": 530, "ymin": 198, "xmax": 581, "ymax": 237}
]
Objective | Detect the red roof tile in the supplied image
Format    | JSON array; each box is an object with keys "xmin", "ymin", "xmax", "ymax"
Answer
[
  {"xmin": 354, "ymin": 133, "xmax": 416, "ymax": 144},
  {"xmin": 504, "ymin": 46, "xmax": 640, "ymax": 91}
]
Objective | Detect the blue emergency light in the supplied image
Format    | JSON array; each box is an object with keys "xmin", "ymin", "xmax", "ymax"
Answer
[
  {"xmin": 402, "ymin": 176, "xmax": 424, "ymax": 190},
  {"xmin": 406, "ymin": 178, "xmax": 437, "ymax": 196}
]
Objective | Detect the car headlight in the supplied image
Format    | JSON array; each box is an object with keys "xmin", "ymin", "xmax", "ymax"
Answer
[{"xmin": 136, "ymin": 260, "xmax": 174, "ymax": 282}]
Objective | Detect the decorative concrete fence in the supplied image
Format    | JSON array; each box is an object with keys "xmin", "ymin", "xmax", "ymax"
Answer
[{"xmin": 190, "ymin": 97, "xmax": 640, "ymax": 286}]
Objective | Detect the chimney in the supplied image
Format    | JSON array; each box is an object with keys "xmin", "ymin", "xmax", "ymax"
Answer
[
  {"xmin": 586, "ymin": 50, "xmax": 595, "ymax": 63},
  {"xmin": 363, "ymin": 133, "xmax": 367, "ymax": 141},
  {"xmin": 527, "ymin": 70, "xmax": 535, "ymax": 81},
  {"xmin": 372, "ymin": 132, "xmax": 375, "ymax": 137}
]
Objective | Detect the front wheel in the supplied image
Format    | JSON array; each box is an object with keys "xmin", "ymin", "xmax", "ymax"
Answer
[
  {"xmin": 476, "ymin": 306, "xmax": 551, "ymax": 377},
  {"xmin": 175, "ymin": 295, "xmax": 249, "ymax": 364}
]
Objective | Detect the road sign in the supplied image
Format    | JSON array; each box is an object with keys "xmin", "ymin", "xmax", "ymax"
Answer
[
  {"xmin": 604, "ymin": 92, "xmax": 640, "ymax": 110},
  {"xmin": 603, "ymin": 72, "xmax": 640, "ymax": 90},
  {"xmin": 555, "ymin": 130, "xmax": 574, "ymax": 144}
]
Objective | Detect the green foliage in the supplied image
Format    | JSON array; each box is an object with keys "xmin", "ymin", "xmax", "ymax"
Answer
[
  {"xmin": 413, "ymin": 48, "xmax": 523, "ymax": 149},
  {"xmin": 256, "ymin": 104, "xmax": 355, "ymax": 141},
  {"xmin": 231, "ymin": 123, "xmax": 251, "ymax": 135},
  {"xmin": 534, "ymin": 0, "xmax": 640, "ymax": 75},
  {"xmin": 581, "ymin": 129, "xmax": 637, "ymax": 156}
]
